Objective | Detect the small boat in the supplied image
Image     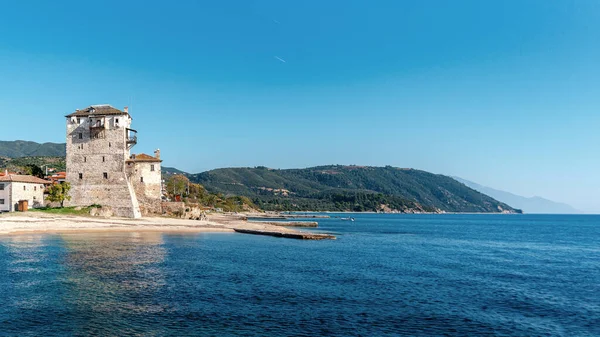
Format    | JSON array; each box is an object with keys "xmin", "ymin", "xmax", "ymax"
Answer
[{"xmin": 341, "ymin": 217, "xmax": 355, "ymax": 222}]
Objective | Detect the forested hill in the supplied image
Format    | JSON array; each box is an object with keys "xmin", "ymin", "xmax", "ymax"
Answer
[
  {"xmin": 0, "ymin": 141, "xmax": 66, "ymax": 157},
  {"xmin": 190, "ymin": 165, "xmax": 521, "ymax": 213}
]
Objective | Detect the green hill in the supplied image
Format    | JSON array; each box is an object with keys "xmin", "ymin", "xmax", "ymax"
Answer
[
  {"xmin": 190, "ymin": 165, "xmax": 521, "ymax": 213},
  {"xmin": 0, "ymin": 156, "xmax": 66, "ymax": 173},
  {"xmin": 0, "ymin": 140, "xmax": 66, "ymax": 157}
]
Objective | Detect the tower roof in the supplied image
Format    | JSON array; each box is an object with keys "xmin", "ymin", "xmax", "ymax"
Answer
[{"xmin": 66, "ymin": 105, "xmax": 129, "ymax": 118}]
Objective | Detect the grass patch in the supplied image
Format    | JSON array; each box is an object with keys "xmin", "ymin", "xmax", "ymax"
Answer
[{"xmin": 30, "ymin": 206, "xmax": 98, "ymax": 216}]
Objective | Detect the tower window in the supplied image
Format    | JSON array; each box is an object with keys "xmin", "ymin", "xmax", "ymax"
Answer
[
  {"xmin": 109, "ymin": 142, "xmax": 111, "ymax": 148},
  {"xmin": 23, "ymin": 186, "xmax": 26, "ymax": 191},
  {"xmin": 151, "ymin": 164, "xmax": 155, "ymax": 171},
  {"xmin": 140, "ymin": 177, "xmax": 144, "ymax": 183},
  {"xmin": 103, "ymin": 172, "xmax": 108, "ymax": 179},
  {"xmin": 84, "ymin": 156, "xmax": 86, "ymax": 163},
  {"xmin": 102, "ymin": 156, "xmax": 105, "ymax": 162},
  {"xmin": 79, "ymin": 173, "xmax": 83, "ymax": 179},
  {"xmin": 77, "ymin": 118, "xmax": 81, "ymax": 124},
  {"xmin": 78, "ymin": 133, "xmax": 83, "ymax": 139},
  {"xmin": 34, "ymin": 186, "xmax": 37, "ymax": 191}
]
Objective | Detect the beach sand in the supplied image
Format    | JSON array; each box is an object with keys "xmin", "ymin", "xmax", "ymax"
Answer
[{"xmin": 0, "ymin": 212, "xmax": 308, "ymax": 236}]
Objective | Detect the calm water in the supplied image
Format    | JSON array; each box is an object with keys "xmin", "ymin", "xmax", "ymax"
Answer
[{"xmin": 0, "ymin": 214, "xmax": 599, "ymax": 336}]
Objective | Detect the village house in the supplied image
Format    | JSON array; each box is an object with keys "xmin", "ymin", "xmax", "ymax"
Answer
[
  {"xmin": 0, "ymin": 171, "xmax": 51, "ymax": 212},
  {"xmin": 46, "ymin": 171, "xmax": 66, "ymax": 184},
  {"xmin": 65, "ymin": 104, "xmax": 162, "ymax": 218}
]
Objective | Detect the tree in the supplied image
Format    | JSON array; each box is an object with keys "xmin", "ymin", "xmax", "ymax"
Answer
[
  {"xmin": 165, "ymin": 174, "xmax": 190, "ymax": 199},
  {"xmin": 46, "ymin": 182, "xmax": 71, "ymax": 208},
  {"xmin": 25, "ymin": 164, "xmax": 45, "ymax": 178}
]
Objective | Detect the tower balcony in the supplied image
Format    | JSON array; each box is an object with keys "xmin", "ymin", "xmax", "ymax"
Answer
[
  {"xmin": 89, "ymin": 124, "xmax": 105, "ymax": 132},
  {"xmin": 127, "ymin": 128, "xmax": 138, "ymax": 149},
  {"xmin": 89, "ymin": 123, "xmax": 106, "ymax": 139}
]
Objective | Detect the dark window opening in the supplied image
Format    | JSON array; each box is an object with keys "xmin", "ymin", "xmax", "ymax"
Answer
[
  {"xmin": 23, "ymin": 186, "xmax": 26, "ymax": 191},
  {"xmin": 140, "ymin": 177, "xmax": 144, "ymax": 183},
  {"xmin": 79, "ymin": 173, "xmax": 83, "ymax": 179},
  {"xmin": 77, "ymin": 118, "xmax": 81, "ymax": 124},
  {"xmin": 78, "ymin": 133, "xmax": 83, "ymax": 139},
  {"xmin": 0, "ymin": 184, "xmax": 4, "ymax": 190},
  {"xmin": 84, "ymin": 157, "xmax": 86, "ymax": 163},
  {"xmin": 151, "ymin": 164, "xmax": 155, "ymax": 171},
  {"xmin": 102, "ymin": 156, "xmax": 105, "ymax": 162},
  {"xmin": 103, "ymin": 172, "xmax": 108, "ymax": 179}
]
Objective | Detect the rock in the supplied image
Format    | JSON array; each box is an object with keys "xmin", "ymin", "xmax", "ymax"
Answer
[
  {"xmin": 99, "ymin": 207, "xmax": 114, "ymax": 217},
  {"xmin": 89, "ymin": 207, "xmax": 99, "ymax": 216}
]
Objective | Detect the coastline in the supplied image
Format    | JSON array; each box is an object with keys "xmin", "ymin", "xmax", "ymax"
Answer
[{"xmin": 0, "ymin": 212, "xmax": 334, "ymax": 239}]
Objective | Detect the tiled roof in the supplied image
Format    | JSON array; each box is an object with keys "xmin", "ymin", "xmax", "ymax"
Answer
[
  {"xmin": 66, "ymin": 105, "xmax": 127, "ymax": 117},
  {"xmin": 0, "ymin": 174, "xmax": 52, "ymax": 184},
  {"xmin": 127, "ymin": 153, "xmax": 162, "ymax": 163}
]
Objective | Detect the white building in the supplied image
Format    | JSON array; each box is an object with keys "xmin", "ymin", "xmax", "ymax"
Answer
[{"xmin": 0, "ymin": 174, "xmax": 50, "ymax": 212}]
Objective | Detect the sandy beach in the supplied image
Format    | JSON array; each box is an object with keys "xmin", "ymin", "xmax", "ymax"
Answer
[{"xmin": 0, "ymin": 212, "xmax": 327, "ymax": 238}]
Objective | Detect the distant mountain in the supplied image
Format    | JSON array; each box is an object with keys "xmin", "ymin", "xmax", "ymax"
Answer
[
  {"xmin": 0, "ymin": 140, "xmax": 66, "ymax": 157},
  {"xmin": 453, "ymin": 177, "xmax": 580, "ymax": 214},
  {"xmin": 189, "ymin": 165, "xmax": 521, "ymax": 213}
]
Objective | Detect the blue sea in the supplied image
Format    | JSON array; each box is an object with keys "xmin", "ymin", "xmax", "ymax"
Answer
[{"xmin": 0, "ymin": 214, "xmax": 599, "ymax": 336}]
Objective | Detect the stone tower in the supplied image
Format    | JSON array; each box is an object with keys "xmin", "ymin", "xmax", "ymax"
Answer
[{"xmin": 65, "ymin": 105, "xmax": 142, "ymax": 218}]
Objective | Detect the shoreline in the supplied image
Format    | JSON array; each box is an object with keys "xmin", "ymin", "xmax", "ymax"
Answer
[{"xmin": 0, "ymin": 212, "xmax": 335, "ymax": 239}]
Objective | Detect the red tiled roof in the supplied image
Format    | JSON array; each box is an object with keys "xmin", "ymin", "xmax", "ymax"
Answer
[
  {"xmin": 127, "ymin": 153, "xmax": 162, "ymax": 163},
  {"xmin": 0, "ymin": 174, "xmax": 52, "ymax": 184}
]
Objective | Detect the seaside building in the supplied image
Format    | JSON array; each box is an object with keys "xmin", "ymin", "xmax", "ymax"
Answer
[
  {"xmin": 126, "ymin": 151, "xmax": 162, "ymax": 214},
  {"xmin": 65, "ymin": 105, "xmax": 162, "ymax": 218},
  {"xmin": 0, "ymin": 171, "xmax": 51, "ymax": 212}
]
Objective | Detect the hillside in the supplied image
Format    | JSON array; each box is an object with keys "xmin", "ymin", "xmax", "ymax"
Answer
[
  {"xmin": 190, "ymin": 165, "xmax": 521, "ymax": 213},
  {"xmin": 162, "ymin": 166, "xmax": 191, "ymax": 177},
  {"xmin": 453, "ymin": 177, "xmax": 581, "ymax": 214},
  {"xmin": 0, "ymin": 156, "xmax": 66, "ymax": 173},
  {"xmin": 0, "ymin": 140, "xmax": 66, "ymax": 157}
]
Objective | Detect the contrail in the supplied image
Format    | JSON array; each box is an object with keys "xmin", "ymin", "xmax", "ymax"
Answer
[{"xmin": 274, "ymin": 56, "xmax": 286, "ymax": 63}]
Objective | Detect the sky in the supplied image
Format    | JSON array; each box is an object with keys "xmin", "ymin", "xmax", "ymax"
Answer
[{"xmin": 0, "ymin": 0, "xmax": 599, "ymax": 212}]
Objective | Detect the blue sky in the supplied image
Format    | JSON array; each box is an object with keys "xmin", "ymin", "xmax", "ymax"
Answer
[{"xmin": 0, "ymin": 0, "xmax": 599, "ymax": 212}]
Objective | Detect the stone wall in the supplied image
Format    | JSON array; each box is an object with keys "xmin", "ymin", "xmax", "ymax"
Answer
[
  {"xmin": 65, "ymin": 112, "xmax": 142, "ymax": 218},
  {"xmin": 161, "ymin": 201, "xmax": 185, "ymax": 217},
  {"xmin": 129, "ymin": 161, "xmax": 162, "ymax": 215}
]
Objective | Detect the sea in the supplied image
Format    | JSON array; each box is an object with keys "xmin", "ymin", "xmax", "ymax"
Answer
[{"xmin": 0, "ymin": 214, "xmax": 598, "ymax": 336}]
